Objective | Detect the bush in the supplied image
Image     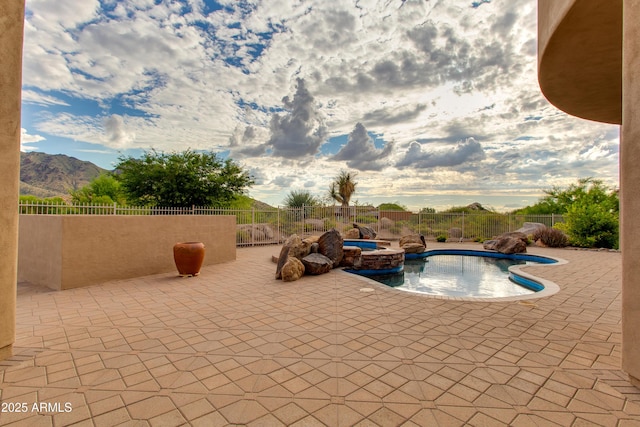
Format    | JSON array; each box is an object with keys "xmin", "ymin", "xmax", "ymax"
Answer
[
  {"xmin": 555, "ymin": 201, "xmax": 619, "ymax": 249},
  {"xmin": 389, "ymin": 225, "xmax": 403, "ymax": 235},
  {"xmin": 355, "ymin": 215, "xmax": 377, "ymax": 223},
  {"xmin": 436, "ymin": 235, "xmax": 447, "ymax": 242},
  {"xmin": 323, "ymin": 219, "xmax": 337, "ymax": 230},
  {"xmin": 533, "ymin": 227, "xmax": 569, "ymax": 248},
  {"xmin": 284, "ymin": 190, "xmax": 319, "ymax": 207}
]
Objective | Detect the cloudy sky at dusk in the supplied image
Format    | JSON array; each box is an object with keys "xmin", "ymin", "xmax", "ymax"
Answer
[{"xmin": 20, "ymin": 0, "xmax": 620, "ymax": 211}]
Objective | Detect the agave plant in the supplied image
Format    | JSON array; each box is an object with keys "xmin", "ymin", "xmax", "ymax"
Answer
[{"xmin": 283, "ymin": 190, "xmax": 319, "ymax": 208}]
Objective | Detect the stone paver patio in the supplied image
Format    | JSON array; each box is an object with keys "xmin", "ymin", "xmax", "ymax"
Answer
[{"xmin": 1, "ymin": 243, "xmax": 639, "ymax": 426}]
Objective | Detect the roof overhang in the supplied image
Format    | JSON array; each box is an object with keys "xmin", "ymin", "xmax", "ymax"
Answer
[{"xmin": 538, "ymin": 0, "xmax": 622, "ymax": 124}]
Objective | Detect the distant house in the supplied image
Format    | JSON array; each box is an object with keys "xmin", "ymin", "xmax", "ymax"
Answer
[{"xmin": 379, "ymin": 210, "xmax": 413, "ymax": 222}]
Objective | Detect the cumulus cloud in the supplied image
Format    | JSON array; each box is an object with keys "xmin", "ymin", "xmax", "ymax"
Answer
[
  {"xmin": 331, "ymin": 123, "xmax": 394, "ymax": 171},
  {"xmin": 20, "ymin": 128, "xmax": 45, "ymax": 152},
  {"xmin": 19, "ymin": 0, "xmax": 619, "ymax": 211},
  {"xmin": 103, "ymin": 115, "xmax": 134, "ymax": 148},
  {"xmin": 229, "ymin": 125, "xmax": 267, "ymax": 157},
  {"xmin": 397, "ymin": 137, "xmax": 486, "ymax": 169},
  {"xmin": 266, "ymin": 78, "xmax": 328, "ymax": 159}
]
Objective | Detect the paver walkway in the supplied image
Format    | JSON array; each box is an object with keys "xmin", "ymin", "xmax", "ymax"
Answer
[{"xmin": 1, "ymin": 243, "xmax": 639, "ymax": 426}]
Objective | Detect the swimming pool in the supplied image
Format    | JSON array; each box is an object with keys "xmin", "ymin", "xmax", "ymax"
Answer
[{"xmin": 347, "ymin": 249, "xmax": 561, "ymax": 299}]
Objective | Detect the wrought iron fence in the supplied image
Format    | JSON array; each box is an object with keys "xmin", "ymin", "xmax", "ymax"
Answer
[{"xmin": 18, "ymin": 201, "xmax": 564, "ymax": 246}]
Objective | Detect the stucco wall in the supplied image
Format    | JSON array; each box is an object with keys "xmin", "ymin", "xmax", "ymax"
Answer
[
  {"xmin": 537, "ymin": 0, "xmax": 574, "ymax": 51},
  {"xmin": 538, "ymin": 0, "xmax": 622, "ymax": 124},
  {"xmin": 622, "ymin": 0, "xmax": 640, "ymax": 387},
  {"xmin": 18, "ymin": 215, "xmax": 236, "ymax": 290},
  {"xmin": 0, "ymin": 0, "xmax": 25, "ymax": 360},
  {"xmin": 17, "ymin": 216, "xmax": 64, "ymax": 289}
]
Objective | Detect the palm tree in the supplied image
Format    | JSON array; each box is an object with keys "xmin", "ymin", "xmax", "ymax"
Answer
[{"xmin": 329, "ymin": 171, "xmax": 358, "ymax": 214}]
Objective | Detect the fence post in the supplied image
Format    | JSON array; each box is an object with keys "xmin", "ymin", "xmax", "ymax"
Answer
[
  {"xmin": 251, "ymin": 208, "xmax": 255, "ymax": 246},
  {"xmin": 552, "ymin": 213, "xmax": 555, "ymax": 227},
  {"xmin": 461, "ymin": 212, "xmax": 465, "ymax": 241}
]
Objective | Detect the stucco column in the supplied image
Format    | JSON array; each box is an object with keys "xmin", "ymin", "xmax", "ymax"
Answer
[
  {"xmin": 622, "ymin": 0, "xmax": 640, "ymax": 387},
  {"xmin": 0, "ymin": 0, "xmax": 25, "ymax": 361}
]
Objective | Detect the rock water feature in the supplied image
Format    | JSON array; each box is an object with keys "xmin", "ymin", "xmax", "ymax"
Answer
[
  {"xmin": 275, "ymin": 229, "xmax": 344, "ymax": 282},
  {"xmin": 274, "ymin": 226, "xmax": 417, "ymax": 281},
  {"xmin": 344, "ymin": 246, "xmax": 405, "ymax": 274}
]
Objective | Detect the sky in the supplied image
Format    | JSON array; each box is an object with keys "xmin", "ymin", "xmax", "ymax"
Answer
[{"xmin": 20, "ymin": 0, "xmax": 620, "ymax": 212}]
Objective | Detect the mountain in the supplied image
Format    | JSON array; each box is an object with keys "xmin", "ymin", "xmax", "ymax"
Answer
[{"xmin": 20, "ymin": 152, "xmax": 108, "ymax": 198}]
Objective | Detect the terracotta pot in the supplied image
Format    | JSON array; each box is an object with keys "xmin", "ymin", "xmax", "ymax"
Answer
[{"xmin": 173, "ymin": 242, "xmax": 205, "ymax": 276}]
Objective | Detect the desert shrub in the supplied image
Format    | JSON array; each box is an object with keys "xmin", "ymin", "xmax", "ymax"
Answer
[
  {"xmin": 389, "ymin": 225, "xmax": 403, "ymax": 235},
  {"xmin": 355, "ymin": 215, "xmax": 377, "ymax": 223},
  {"xmin": 533, "ymin": 227, "xmax": 568, "ymax": 248},
  {"xmin": 436, "ymin": 234, "xmax": 447, "ymax": 242},
  {"xmin": 555, "ymin": 201, "xmax": 619, "ymax": 249},
  {"xmin": 322, "ymin": 218, "xmax": 336, "ymax": 230},
  {"xmin": 284, "ymin": 190, "xmax": 319, "ymax": 207}
]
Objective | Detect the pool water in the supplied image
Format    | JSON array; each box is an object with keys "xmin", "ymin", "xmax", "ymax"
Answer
[{"xmin": 364, "ymin": 255, "xmax": 542, "ymax": 298}]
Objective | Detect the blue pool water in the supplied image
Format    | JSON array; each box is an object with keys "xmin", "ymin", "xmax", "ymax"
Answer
[{"xmin": 356, "ymin": 251, "xmax": 555, "ymax": 298}]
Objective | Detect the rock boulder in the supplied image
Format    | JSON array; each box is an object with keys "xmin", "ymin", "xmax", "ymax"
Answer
[
  {"xmin": 275, "ymin": 234, "xmax": 309, "ymax": 279},
  {"xmin": 353, "ymin": 223, "xmax": 377, "ymax": 239},
  {"xmin": 344, "ymin": 228, "xmax": 360, "ymax": 239},
  {"xmin": 399, "ymin": 234, "xmax": 426, "ymax": 254},
  {"xmin": 515, "ymin": 222, "xmax": 547, "ymax": 236},
  {"xmin": 302, "ymin": 253, "xmax": 333, "ymax": 275},
  {"xmin": 483, "ymin": 232, "xmax": 528, "ymax": 254},
  {"xmin": 318, "ymin": 228, "xmax": 344, "ymax": 267},
  {"xmin": 281, "ymin": 257, "xmax": 305, "ymax": 282}
]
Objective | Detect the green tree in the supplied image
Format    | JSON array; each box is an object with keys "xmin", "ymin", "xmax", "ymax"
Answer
[
  {"xmin": 328, "ymin": 170, "xmax": 357, "ymax": 208},
  {"xmin": 70, "ymin": 173, "xmax": 124, "ymax": 205},
  {"xmin": 115, "ymin": 149, "xmax": 254, "ymax": 207},
  {"xmin": 284, "ymin": 190, "xmax": 319, "ymax": 207},
  {"xmin": 517, "ymin": 178, "xmax": 619, "ymax": 248},
  {"xmin": 513, "ymin": 177, "xmax": 618, "ymax": 215}
]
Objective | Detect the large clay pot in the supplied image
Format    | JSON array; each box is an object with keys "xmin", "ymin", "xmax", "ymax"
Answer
[{"xmin": 173, "ymin": 242, "xmax": 205, "ymax": 276}]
